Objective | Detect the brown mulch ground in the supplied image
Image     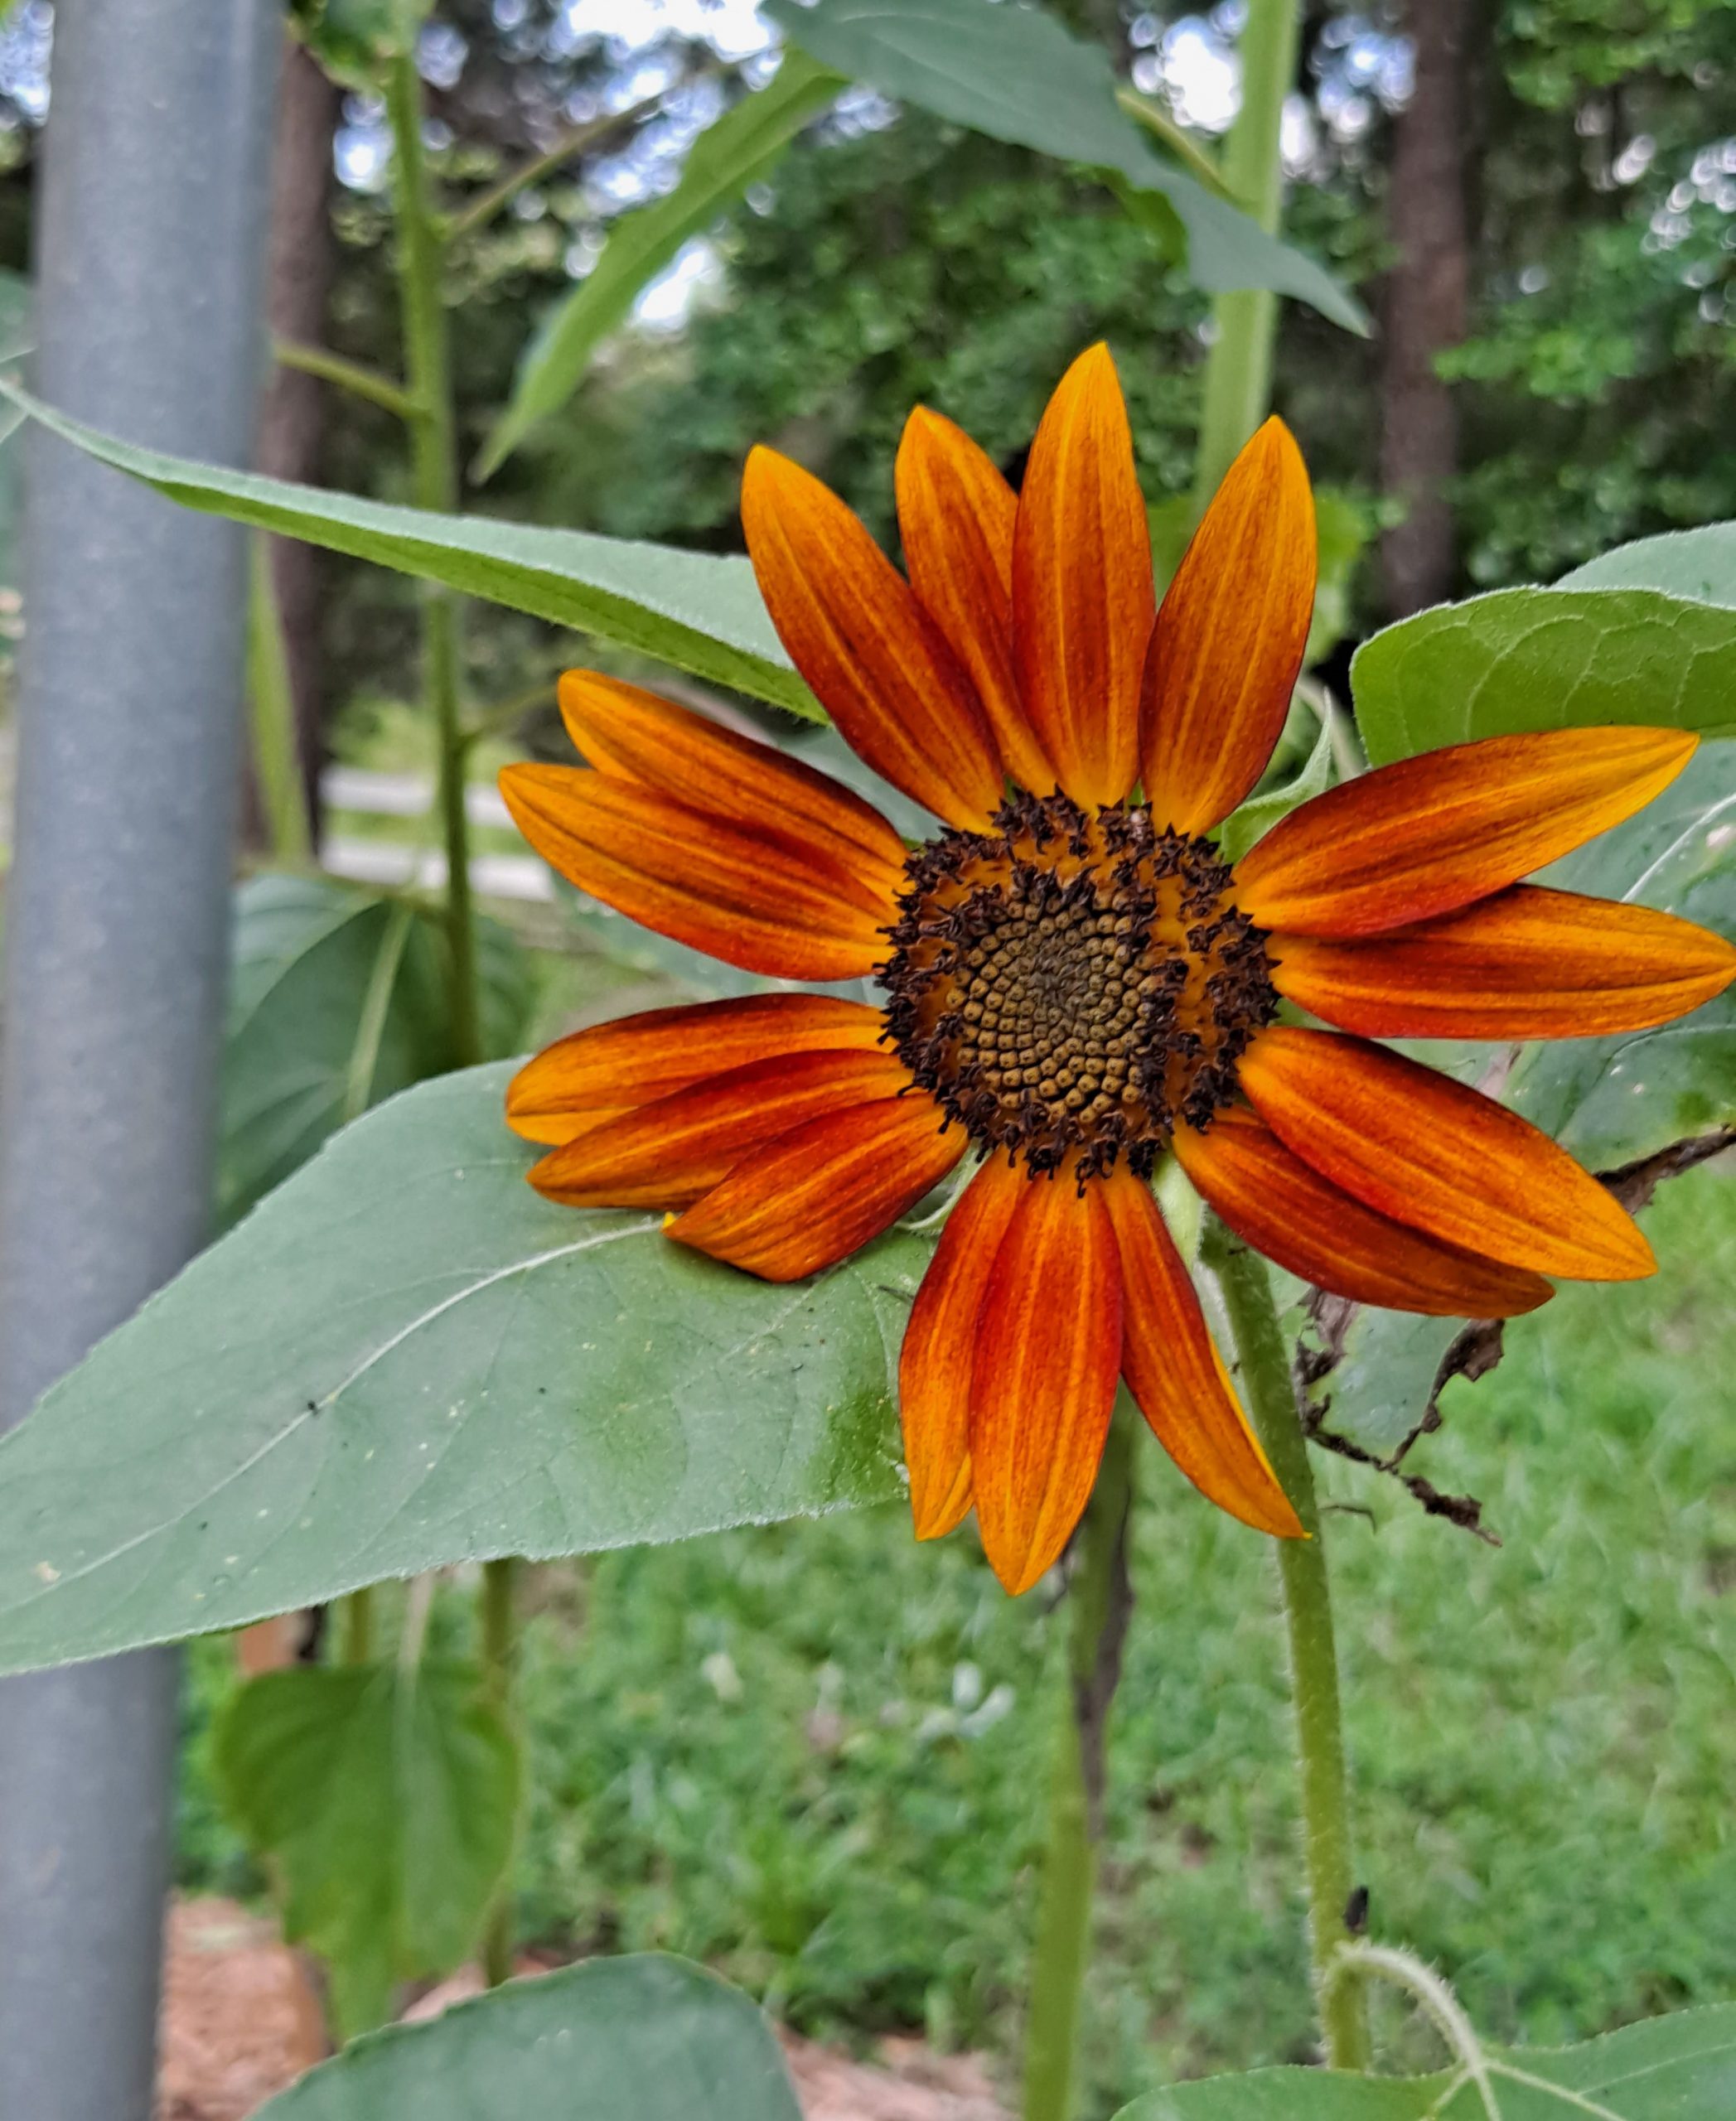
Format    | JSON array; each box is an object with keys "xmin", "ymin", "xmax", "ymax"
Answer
[{"xmin": 155, "ymin": 1897, "xmax": 1010, "ymax": 2121}]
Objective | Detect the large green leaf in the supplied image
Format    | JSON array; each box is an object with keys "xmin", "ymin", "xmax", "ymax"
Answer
[
  {"xmin": 220, "ymin": 877, "xmax": 534, "ymax": 1225},
  {"xmin": 1350, "ymin": 587, "xmax": 1736, "ymax": 765},
  {"xmin": 1560, "ymin": 520, "xmax": 1736, "ymax": 602},
  {"xmin": 1, "ymin": 381, "xmax": 820, "ymax": 718},
  {"xmin": 254, "ymin": 1954, "xmax": 802, "ymax": 2119},
  {"xmin": 477, "ymin": 53, "xmax": 845, "ymax": 477},
  {"xmin": 764, "ymin": 0, "xmax": 1365, "ymax": 334},
  {"xmin": 1306, "ymin": 742, "xmax": 1736, "ymax": 1457},
  {"xmin": 221, "ymin": 878, "xmax": 446, "ymax": 1224},
  {"xmin": 215, "ymin": 1661, "xmax": 520, "ymax": 2038},
  {"xmin": 0, "ymin": 1064, "xmax": 925, "ymax": 1676},
  {"xmin": 1115, "ymin": 2003, "xmax": 1736, "ymax": 2118},
  {"xmin": 1350, "ymin": 519, "xmax": 1736, "ymax": 766}
]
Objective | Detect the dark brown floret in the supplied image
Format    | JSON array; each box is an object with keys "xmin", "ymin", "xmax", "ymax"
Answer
[{"xmin": 879, "ymin": 795, "xmax": 1277, "ymax": 1187}]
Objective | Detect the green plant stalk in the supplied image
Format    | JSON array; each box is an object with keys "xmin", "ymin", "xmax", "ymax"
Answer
[
  {"xmin": 1188, "ymin": 0, "xmax": 1302, "ymax": 518},
  {"xmin": 339, "ymin": 1585, "xmax": 376, "ymax": 1665},
  {"xmin": 273, "ymin": 335, "xmax": 419, "ymax": 421},
  {"xmin": 1202, "ymin": 1220, "xmax": 1370, "ymax": 2070},
  {"xmin": 384, "ymin": 38, "xmax": 482, "ymax": 1075},
  {"xmin": 1023, "ymin": 1406, "xmax": 1137, "ymax": 2121},
  {"xmin": 1178, "ymin": 0, "xmax": 1369, "ymax": 2069},
  {"xmin": 441, "ymin": 80, "xmax": 682, "ymax": 244},
  {"xmin": 244, "ymin": 534, "xmax": 313, "ymax": 864},
  {"xmin": 479, "ymin": 1553, "xmax": 520, "ymax": 1986},
  {"xmin": 384, "ymin": 31, "xmax": 520, "ymax": 1989}
]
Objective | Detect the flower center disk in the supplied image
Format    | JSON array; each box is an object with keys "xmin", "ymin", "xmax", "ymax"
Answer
[{"xmin": 881, "ymin": 794, "xmax": 1278, "ymax": 1185}]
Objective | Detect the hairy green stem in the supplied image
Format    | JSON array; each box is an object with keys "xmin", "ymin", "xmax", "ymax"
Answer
[
  {"xmin": 386, "ymin": 32, "xmax": 518, "ymax": 1991},
  {"xmin": 479, "ymin": 1555, "xmax": 520, "ymax": 1988},
  {"xmin": 1203, "ymin": 1220, "xmax": 1370, "ymax": 2070},
  {"xmin": 273, "ymin": 335, "xmax": 419, "ymax": 422},
  {"xmin": 1023, "ymin": 1408, "xmax": 1137, "ymax": 2121},
  {"xmin": 339, "ymin": 1586, "xmax": 375, "ymax": 1666},
  {"xmin": 441, "ymin": 80, "xmax": 679, "ymax": 244},
  {"xmin": 1188, "ymin": 0, "xmax": 1302, "ymax": 516},
  {"xmin": 244, "ymin": 534, "xmax": 313, "ymax": 863},
  {"xmin": 384, "ymin": 39, "xmax": 481, "ymax": 1073}
]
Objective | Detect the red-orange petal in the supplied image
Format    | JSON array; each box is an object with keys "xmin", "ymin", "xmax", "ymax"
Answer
[
  {"xmin": 527, "ymin": 1048, "xmax": 914, "ymax": 1209},
  {"xmin": 1269, "ymin": 884, "xmax": 1736, "ymax": 1040},
  {"xmin": 970, "ymin": 1176, "xmax": 1123, "ymax": 1595},
  {"xmin": 1234, "ymin": 727, "xmax": 1698, "ymax": 939},
  {"xmin": 507, "ymin": 995, "xmax": 887, "ymax": 1147},
  {"xmin": 1141, "ymin": 418, "xmax": 1316, "ymax": 833},
  {"xmin": 1239, "ymin": 1026, "xmax": 1655, "ymax": 1281},
  {"xmin": 668, "ymin": 1093, "xmax": 963, "ymax": 1281},
  {"xmin": 1173, "ymin": 1106, "xmax": 1555, "ymax": 1317},
  {"xmin": 1011, "ymin": 345, "xmax": 1154, "ymax": 809},
  {"xmin": 898, "ymin": 1154, "xmax": 1023, "ymax": 1540},
  {"xmin": 897, "ymin": 407, "xmax": 1055, "ymax": 795},
  {"xmin": 499, "ymin": 764, "xmax": 888, "ymax": 982},
  {"xmin": 742, "ymin": 446, "xmax": 1004, "ymax": 829},
  {"xmin": 1104, "ymin": 1169, "xmax": 1303, "ymax": 1536},
  {"xmin": 558, "ymin": 669, "xmax": 908, "ymax": 906}
]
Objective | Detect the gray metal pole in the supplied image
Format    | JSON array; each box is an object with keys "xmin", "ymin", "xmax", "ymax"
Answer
[{"xmin": 0, "ymin": 8, "xmax": 282, "ymax": 2119}]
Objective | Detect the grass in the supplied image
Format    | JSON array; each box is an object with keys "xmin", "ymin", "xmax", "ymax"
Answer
[{"xmin": 177, "ymin": 1162, "xmax": 1736, "ymax": 2117}]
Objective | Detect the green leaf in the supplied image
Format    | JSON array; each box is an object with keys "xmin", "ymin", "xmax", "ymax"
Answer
[
  {"xmin": 215, "ymin": 1661, "xmax": 521, "ymax": 2039},
  {"xmin": 254, "ymin": 1954, "xmax": 802, "ymax": 2119},
  {"xmin": 291, "ymin": 0, "xmax": 430, "ymax": 85},
  {"xmin": 1501, "ymin": 739, "xmax": 1736, "ymax": 1168},
  {"xmin": 1217, "ymin": 705, "xmax": 1335, "ymax": 864},
  {"xmin": 1350, "ymin": 582, "xmax": 1736, "ymax": 766},
  {"xmin": 0, "ymin": 380, "xmax": 820, "ymax": 720},
  {"xmin": 1115, "ymin": 2003, "xmax": 1736, "ymax": 2117},
  {"xmin": 221, "ymin": 878, "xmax": 447, "ymax": 1225},
  {"xmin": 763, "ymin": 0, "xmax": 1366, "ymax": 334},
  {"xmin": 1559, "ymin": 520, "xmax": 1736, "ymax": 604},
  {"xmin": 1308, "ymin": 742, "xmax": 1736, "ymax": 1457},
  {"xmin": 477, "ymin": 53, "xmax": 846, "ymax": 478},
  {"xmin": 220, "ymin": 877, "xmax": 534, "ymax": 1225},
  {"xmin": 0, "ymin": 1064, "xmax": 925, "ymax": 1676}
]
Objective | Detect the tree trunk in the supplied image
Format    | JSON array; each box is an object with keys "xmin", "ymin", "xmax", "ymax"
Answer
[
  {"xmin": 1379, "ymin": 0, "xmax": 1474, "ymax": 618},
  {"xmin": 254, "ymin": 36, "xmax": 341, "ymax": 845}
]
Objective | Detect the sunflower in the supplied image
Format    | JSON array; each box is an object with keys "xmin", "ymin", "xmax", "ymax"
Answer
[{"xmin": 499, "ymin": 345, "xmax": 1736, "ymax": 1595}]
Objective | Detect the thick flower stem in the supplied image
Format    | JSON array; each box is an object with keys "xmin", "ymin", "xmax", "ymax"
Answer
[
  {"xmin": 339, "ymin": 1586, "xmax": 375, "ymax": 1666},
  {"xmin": 1202, "ymin": 1219, "xmax": 1370, "ymax": 2071},
  {"xmin": 1188, "ymin": 0, "xmax": 1302, "ymax": 517},
  {"xmin": 384, "ymin": 29, "xmax": 518, "ymax": 1993},
  {"xmin": 384, "ymin": 36, "xmax": 482, "ymax": 1075},
  {"xmin": 479, "ymin": 1554, "xmax": 520, "ymax": 1988},
  {"xmin": 1023, "ymin": 1405, "xmax": 1138, "ymax": 2121}
]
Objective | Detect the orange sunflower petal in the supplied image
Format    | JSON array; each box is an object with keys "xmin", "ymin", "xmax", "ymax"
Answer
[
  {"xmin": 742, "ymin": 446, "xmax": 1003, "ymax": 829},
  {"xmin": 897, "ymin": 407, "xmax": 1055, "ymax": 795},
  {"xmin": 1270, "ymin": 883, "xmax": 1736, "ymax": 1040},
  {"xmin": 1011, "ymin": 344, "xmax": 1154, "ymax": 809},
  {"xmin": 1103, "ymin": 1169, "xmax": 1303, "ymax": 1537},
  {"xmin": 507, "ymin": 995, "xmax": 887, "ymax": 1147},
  {"xmin": 970, "ymin": 1176, "xmax": 1123, "ymax": 1595},
  {"xmin": 1173, "ymin": 1107, "xmax": 1555, "ymax": 1317},
  {"xmin": 1234, "ymin": 727, "xmax": 1698, "ymax": 939},
  {"xmin": 499, "ymin": 765, "xmax": 887, "ymax": 982},
  {"xmin": 1239, "ymin": 1026, "xmax": 1655, "ymax": 1281},
  {"xmin": 668, "ymin": 1093, "xmax": 963, "ymax": 1281},
  {"xmin": 528, "ymin": 1048, "xmax": 914, "ymax": 1209},
  {"xmin": 1141, "ymin": 418, "xmax": 1316, "ymax": 833},
  {"xmin": 558, "ymin": 669, "xmax": 908, "ymax": 900},
  {"xmin": 898, "ymin": 1154, "xmax": 1023, "ymax": 1541}
]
